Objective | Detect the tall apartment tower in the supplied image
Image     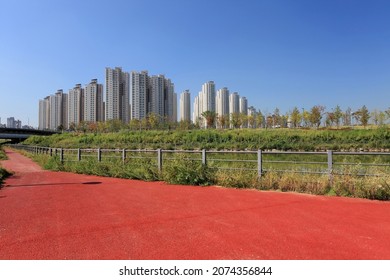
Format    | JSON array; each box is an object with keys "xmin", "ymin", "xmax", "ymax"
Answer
[
  {"xmin": 39, "ymin": 96, "xmax": 50, "ymax": 130},
  {"xmin": 216, "ymin": 87, "xmax": 229, "ymax": 117},
  {"xmin": 130, "ymin": 70, "xmax": 149, "ymax": 120},
  {"xmin": 229, "ymin": 92, "xmax": 240, "ymax": 115},
  {"xmin": 229, "ymin": 92, "xmax": 240, "ymax": 128},
  {"xmin": 180, "ymin": 90, "xmax": 191, "ymax": 121},
  {"xmin": 149, "ymin": 75, "xmax": 166, "ymax": 117},
  {"xmin": 165, "ymin": 78, "xmax": 176, "ymax": 122},
  {"xmin": 105, "ymin": 67, "xmax": 130, "ymax": 123},
  {"xmin": 239, "ymin": 96, "xmax": 248, "ymax": 115},
  {"xmin": 49, "ymin": 89, "xmax": 68, "ymax": 130},
  {"xmin": 84, "ymin": 79, "xmax": 104, "ymax": 122},
  {"xmin": 193, "ymin": 91, "xmax": 204, "ymax": 126},
  {"xmin": 68, "ymin": 84, "xmax": 84, "ymax": 127},
  {"xmin": 201, "ymin": 81, "xmax": 216, "ymax": 113}
]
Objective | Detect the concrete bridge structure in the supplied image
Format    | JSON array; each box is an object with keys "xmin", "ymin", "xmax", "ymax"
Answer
[{"xmin": 0, "ymin": 127, "xmax": 57, "ymax": 143}]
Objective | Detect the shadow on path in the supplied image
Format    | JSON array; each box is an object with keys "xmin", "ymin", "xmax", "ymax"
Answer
[{"xmin": 4, "ymin": 181, "xmax": 102, "ymax": 188}]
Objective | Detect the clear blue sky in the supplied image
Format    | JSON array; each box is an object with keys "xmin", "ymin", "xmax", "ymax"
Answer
[{"xmin": 1, "ymin": 0, "xmax": 389, "ymax": 127}]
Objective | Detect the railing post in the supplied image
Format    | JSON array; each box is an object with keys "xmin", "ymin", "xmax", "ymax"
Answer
[
  {"xmin": 257, "ymin": 149, "xmax": 263, "ymax": 178},
  {"xmin": 122, "ymin": 149, "xmax": 126, "ymax": 163},
  {"xmin": 60, "ymin": 148, "xmax": 64, "ymax": 163},
  {"xmin": 77, "ymin": 148, "xmax": 81, "ymax": 161},
  {"xmin": 327, "ymin": 150, "xmax": 333, "ymax": 185},
  {"xmin": 202, "ymin": 149, "xmax": 207, "ymax": 165},
  {"xmin": 50, "ymin": 148, "xmax": 53, "ymax": 157},
  {"xmin": 97, "ymin": 148, "xmax": 101, "ymax": 162},
  {"xmin": 157, "ymin": 149, "xmax": 162, "ymax": 172}
]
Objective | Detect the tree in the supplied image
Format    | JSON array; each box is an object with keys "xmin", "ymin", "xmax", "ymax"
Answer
[
  {"xmin": 352, "ymin": 105, "xmax": 370, "ymax": 127},
  {"xmin": 129, "ymin": 119, "xmax": 141, "ymax": 131},
  {"xmin": 343, "ymin": 107, "xmax": 352, "ymax": 126},
  {"xmin": 309, "ymin": 105, "xmax": 325, "ymax": 128},
  {"xmin": 273, "ymin": 108, "xmax": 282, "ymax": 127},
  {"xmin": 247, "ymin": 114, "xmax": 256, "ymax": 128},
  {"xmin": 201, "ymin": 111, "xmax": 216, "ymax": 129},
  {"xmin": 290, "ymin": 107, "xmax": 301, "ymax": 128},
  {"xmin": 359, "ymin": 105, "xmax": 370, "ymax": 127},
  {"xmin": 230, "ymin": 112, "xmax": 241, "ymax": 129},
  {"xmin": 256, "ymin": 111, "xmax": 264, "ymax": 128},
  {"xmin": 147, "ymin": 112, "xmax": 160, "ymax": 130},
  {"xmin": 239, "ymin": 113, "xmax": 248, "ymax": 128},
  {"xmin": 302, "ymin": 110, "xmax": 310, "ymax": 127},
  {"xmin": 217, "ymin": 114, "xmax": 229, "ymax": 129},
  {"xmin": 265, "ymin": 115, "xmax": 273, "ymax": 129},
  {"xmin": 333, "ymin": 105, "xmax": 343, "ymax": 128}
]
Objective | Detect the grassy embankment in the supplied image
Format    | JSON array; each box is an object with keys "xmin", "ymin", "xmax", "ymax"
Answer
[
  {"xmin": 23, "ymin": 127, "xmax": 390, "ymax": 151},
  {"xmin": 21, "ymin": 127, "xmax": 390, "ymax": 200},
  {"xmin": 0, "ymin": 147, "xmax": 12, "ymax": 186}
]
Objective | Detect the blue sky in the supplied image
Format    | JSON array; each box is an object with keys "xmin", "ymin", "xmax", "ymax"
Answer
[{"xmin": 1, "ymin": 0, "xmax": 389, "ymax": 127}]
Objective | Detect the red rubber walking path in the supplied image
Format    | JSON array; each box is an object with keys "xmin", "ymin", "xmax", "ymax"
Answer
[{"xmin": 1, "ymin": 149, "xmax": 389, "ymax": 260}]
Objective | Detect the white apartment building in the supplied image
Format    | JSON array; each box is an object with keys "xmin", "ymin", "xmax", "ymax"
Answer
[
  {"xmin": 201, "ymin": 81, "xmax": 216, "ymax": 112},
  {"xmin": 39, "ymin": 96, "xmax": 50, "ymax": 130},
  {"xmin": 180, "ymin": 90, "xmax": 191, "ymax": 121},
  {"xmin": 130, "ymin": 71, "xmax": 148, "ymax": 120},
  {"xmin": 239, "ymin": 96, "xmax": 248, "ymax": 115},
  {"xmin": 165, "ymin": 79, "xmax": 176, "ymax": 122},
  {"xmin": 68, "ymin": 84, "xmax": 84, "ymax": 127},
  {"xmin": 49, "ymin": 89, "xmax": 68, "ymax": 130},
  {"xmin": 149, "ymin": 75, "xmax": 165, "ymax": 117},
  {"xmin": 106, "ymin": 67, "xmax": 130, "ymax": 123},
  {"xmin": 84, "ymin": 79, "xmax": 104, "ymax": 122},
  {"xmin": 216, "ymin": 87, "xmax": 229, "ymax": 117},
  {"xmin": 229, "ymin": 92, "xmax": 240, "ymax": 115}
]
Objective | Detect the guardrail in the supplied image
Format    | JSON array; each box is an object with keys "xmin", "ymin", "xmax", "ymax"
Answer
[{"xmin": 11, "ymin": 145, "xmax": 390, "ymax": 183}]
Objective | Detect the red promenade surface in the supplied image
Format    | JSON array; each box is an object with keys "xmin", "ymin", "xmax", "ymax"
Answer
[{"xmin": 1, "ymin": 149, "xmax": 389, "ymax": 260}]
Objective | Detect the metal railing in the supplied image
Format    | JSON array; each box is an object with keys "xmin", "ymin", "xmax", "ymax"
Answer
[{"xmin": 11, "ymin": 145, "xmax": 390, "ymax": 182}]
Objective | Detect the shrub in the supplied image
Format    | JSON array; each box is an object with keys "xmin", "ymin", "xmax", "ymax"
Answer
[
  {"xmin": 162, "ymin": 157, "xmax": 216, "ymax": 186},
  {"xmin": 215, "ymin": 170, "xmax": 259, "ymax": 189}
]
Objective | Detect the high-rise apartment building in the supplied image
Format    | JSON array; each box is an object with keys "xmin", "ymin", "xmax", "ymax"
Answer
[
  {"xmin": 239, "ymin": 96, "xmax": 248, "ymax": 115},
  {"xmin": 49, "ymin": 89, "xmax": 68, "ymax": 130},
  {"xmin": 149, "ymin": 75, "xmax": 165, "ymax": 117},
  {"xmin": 216, "ymin": 87, "xmax": 229, "ymax": 117},
  {"xmin": 201, "ymin": 81, "xmax": 216, "ymax": 112},
  {"xmin": 229, "ymin": 92, "xmax": 240, "ymax": 115},
  {"xmin": 193, "ymin": 91, "xmax": 204, "ymax": 126},
  {"xmin": 7, "ymin": 117, "xmax": 21, "ymax": 128},
  {"xmin": 68, "ymin": 84, "xmax": 84, "ymax": 127},
  {"xmin": 39, "ymin": 96, "xmax": 50, "ymax": 130},
  {"xmin": 180, "ymin": 90, "xmax": 191, "ymax": 121},
  {"xmin": 165, "ymin": 78, "xmax": 176, "ymax": 122},
  {"xmin": 106, "ymin": 67, "xmax": 130, "ymax": 123},
  {"xmin": 84, "ymin": 79, "xmax": 104, "ymax": 122},
  {"xmin": 130, "ymin": 71, "xmax": 149, "ymax": 120}
]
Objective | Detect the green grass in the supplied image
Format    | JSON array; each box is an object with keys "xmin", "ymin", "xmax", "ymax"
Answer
[
  {"xmin": 22, "ymin": 127, "xmax": 390, "ymax": 151},
  {"xmin": 0, "ymin": 146, "xmax": 11, "ymax": 186},
  {"xmin": 19, "ymin": 149, "xmax": 390, "ymax": 200}
]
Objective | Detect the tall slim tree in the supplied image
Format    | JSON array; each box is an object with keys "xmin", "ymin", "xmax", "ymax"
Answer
[
  {"xmin": 333, "ymin": 105, "xmax": 343, "ymax": 128},
  {"xmin": 290, "ymin": 107, "xmax": 301, "ymax": 128}
]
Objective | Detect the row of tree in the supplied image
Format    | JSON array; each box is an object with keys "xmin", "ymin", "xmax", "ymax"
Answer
[{"xmin": 63, "ymin": 105, "xmax": 390, "ymax": 133}]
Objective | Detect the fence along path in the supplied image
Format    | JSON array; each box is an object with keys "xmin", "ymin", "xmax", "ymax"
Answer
[{"xmin": 12, "ymin": 145, "xmax": 390, "ymax": 183}]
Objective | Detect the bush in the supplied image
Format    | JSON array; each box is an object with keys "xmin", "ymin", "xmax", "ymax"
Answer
[
  {"xmin": 0, "ymin": 168, "xmax": 12, "ymax": 186},
  {"xmin": 215, "ymin": 170, "xmax": 259, "ymax": 189},
  {"xmin": 162, "ymin": 157, "xmax": 216, "ymax": 186}
]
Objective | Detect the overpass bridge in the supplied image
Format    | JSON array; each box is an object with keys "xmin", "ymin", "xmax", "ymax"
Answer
[{"xmin": 0, "ymin": 128, "xmax": 57, "ymax": 143}]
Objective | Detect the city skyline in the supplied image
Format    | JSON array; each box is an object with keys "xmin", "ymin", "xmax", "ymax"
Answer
[
  {"xmin": 1, "ymin": 1, "xmax": 390, "ymax": 127},
  {"xmin": 37, "ymin": 67, "xmax": 253, "ymax": 129}
]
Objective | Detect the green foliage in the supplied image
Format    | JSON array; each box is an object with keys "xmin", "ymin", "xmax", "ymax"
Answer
[
  {"xmin": 163, "ymin": 157, "xmax": 216, "ymax": 186},
  {"xmin": 22, "ymin": 127, "xmax": 390, "ymax": 151},
  {"xmin": 0, "ymin": 168, "xmax": 12, "ymax": 186}
]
